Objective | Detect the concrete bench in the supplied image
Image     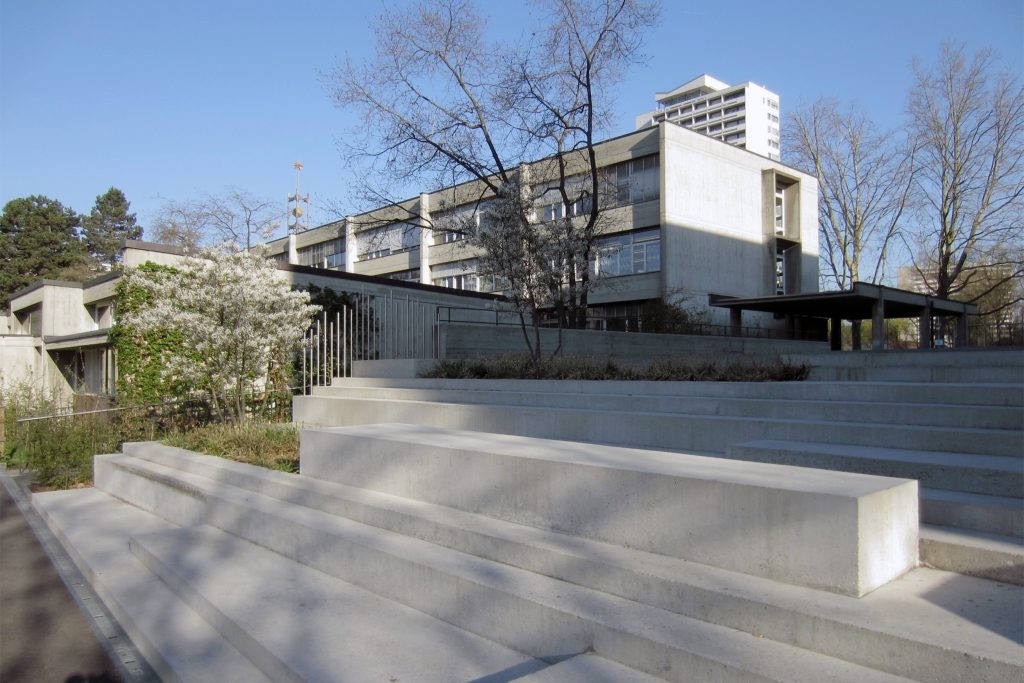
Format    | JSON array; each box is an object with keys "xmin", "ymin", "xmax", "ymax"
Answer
[{"xmin": 300, "ymin": 424, "xmax": 919, "ymax": 596}]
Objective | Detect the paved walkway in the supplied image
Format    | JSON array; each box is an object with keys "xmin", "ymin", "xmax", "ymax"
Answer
[{"xmin": 0, "ymin": 469, "xmax": 123, "ymax": 683}]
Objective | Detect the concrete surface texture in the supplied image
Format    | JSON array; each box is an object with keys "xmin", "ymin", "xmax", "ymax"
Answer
[
  {"xmin": 32, "ymin": 438, "xmax": 1024, "ymax": 682},
  {"xmin": 298, "ymin": 374, "xmax": 1023, "ymax": 584},
  {"xmin": 300, "ymin": 424, "xmax": 919, "ymax": 596}
]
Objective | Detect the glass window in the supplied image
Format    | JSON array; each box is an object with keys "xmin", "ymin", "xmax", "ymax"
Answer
[
  {"xmin": 388, "ymin": 269, "xmax": 421, "ymax": 282},
  {"xmin": 598, "ymin": 155, "xmax": 659, "ymax": 209},
  {"xmin": 433, "ymin": 273, "xmax": 478, "ymax": 291},
  {"xmin": 298, "ymin": 238, "xmax": 345, "ymax": 269},
  {"xmin": 589, "ymin": 228, "xmax": 660, "ymax": 278}
]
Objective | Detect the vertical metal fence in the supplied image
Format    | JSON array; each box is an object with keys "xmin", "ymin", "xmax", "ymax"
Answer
[{"xmin": 300, "ymin": 292, "xmax": 441, "ymax": 393}]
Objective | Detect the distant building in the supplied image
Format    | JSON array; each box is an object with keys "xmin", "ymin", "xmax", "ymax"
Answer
[
  {"xmin": 634, "ymin": 74, "xmax": 781, "ymax": 160},
  {"xmin": 264, "ymin": 122, "xmax": 818, "ymax": 329}
]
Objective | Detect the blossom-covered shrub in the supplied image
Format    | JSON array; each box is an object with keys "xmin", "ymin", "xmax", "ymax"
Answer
[{"xmin": 119, "ymin": 249, "xmax": 319, "ymax": 420}]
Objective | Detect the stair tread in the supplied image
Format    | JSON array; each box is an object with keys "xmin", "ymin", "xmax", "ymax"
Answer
[
  {"xmin": 322, "ymin": 384, "xmax": 1024, "ymax": 410},
  {"xmin": 327, "ymin": 377, "xmax": 1024, "ymax": 407},
  {"xmin": 921, "ymin": 488, "xmax": 1024, "ymax": 508},
  {"xmin": 115, "ymin": 446, "xmax": 1024, "ymax": 674},
  {"xmin": 517, "ymin": 653, "xmax": 666, "ymax": 682},
  {"xmin": 117, "ymin": 463, "xmax": 916, "ymax": 682},
  {"xmin": 33, "ymin": 488, "xmax": 274, "ymax": 683},
  {"xmin": 730, "ymin": 439, "xmax": 1023, "ymax": 471},
  {"xmin": 921, "ymin": 524, "xmax": 1024, "ymax": 553},
  {"xmin": 312, "ymin": 393, "xmax": 1019, "ymax": 435},
  {"xmin": 130, "ymin": 524, "xmax": 548, "ymax": 683}
]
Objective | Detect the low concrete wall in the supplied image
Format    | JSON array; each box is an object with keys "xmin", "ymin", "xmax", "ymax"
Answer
[
  {"xmin": 301, "ymin": 424, "xmax": 919, "ymax": 596},
  {"xmin": 352, "ymin": 359, "xmax": 436, "ymax": 378},
  {"xmin": 438, "ymin": 323, "xmax": 827, "ymax": 363},
  {"xmin": 0, "ymin": 336, "xmax": 42, "ymax": 392}
]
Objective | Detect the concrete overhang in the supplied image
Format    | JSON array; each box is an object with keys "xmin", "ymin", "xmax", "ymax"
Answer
[
  {"xmin": 43, "ymin": 329, "xmax": 111, "ymax": 350},
  {"xmin": 710, "ymin": 282, "xmax": 978, "ymax": 320},
  {"xmin": 121, "ymin": 239, "xmax": 185, "ymax": 257},
  {"xmin": 656, "ymin": 74, "xmax": 730, "ymax": 101}
]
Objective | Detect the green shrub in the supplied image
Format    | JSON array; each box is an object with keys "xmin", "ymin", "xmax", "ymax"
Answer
[
  {"xmin": 423, "ymin": 354, "xmax": 809, "ymax": 382},
  {"xmin": 1, "ymin": 386, "xmax": 161, "ymax": 489}
]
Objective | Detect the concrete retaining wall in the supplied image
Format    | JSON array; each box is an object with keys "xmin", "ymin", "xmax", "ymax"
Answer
[{"xmin": 438, "ymin": 323, "xmax": 827, "ymax": 362}]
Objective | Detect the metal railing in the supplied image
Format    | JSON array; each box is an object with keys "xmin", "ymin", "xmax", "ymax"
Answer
[{"xmin": 300, "ymin": 293, "xmax": 443, "ymax": 393}]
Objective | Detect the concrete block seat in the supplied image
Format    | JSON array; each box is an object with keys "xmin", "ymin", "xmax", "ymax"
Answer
[
  {"xmin": 33, "ymin": 438, "xmax": 1023, "ymax": 682},
  {"xmin": 300, "ymin": 424, "xmax": 919, "ymax": 597}
]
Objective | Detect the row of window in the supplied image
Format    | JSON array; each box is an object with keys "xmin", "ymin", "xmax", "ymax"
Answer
[
  {"xmin": 591, "ymin": 228, "xmax": 661, "ymax": 278},
  {"xmin": 297, "ymin": 237, "xmax": 345, "ymax": 269},
  {"xmin": 388, "ymin": 268, "xmax": 421, "ymax": 282},
  {"xmin": 600, "ymin": 155, "xmax": 660, "ymax": 209},
  {"xmin": 526, "ymin": 154, "xmax": 661, "ymax": 225},
  {"xmin": 661, "ymin": 88, "xmax": 745, "ymax": 113},
  {"xmin": 423, "ymin": 228, "xmax": 663, "ymax": 294}
]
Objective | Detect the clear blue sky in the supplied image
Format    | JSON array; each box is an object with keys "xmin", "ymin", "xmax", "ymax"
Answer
[{"xmin": 2, "ymin": 0, "xmax": 1021, "ymax": 241}]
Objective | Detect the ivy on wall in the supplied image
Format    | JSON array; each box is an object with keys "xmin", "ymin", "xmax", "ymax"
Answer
[{"xmin": 109, "ymin": 262, "xmax": 190, "ymax": 403}]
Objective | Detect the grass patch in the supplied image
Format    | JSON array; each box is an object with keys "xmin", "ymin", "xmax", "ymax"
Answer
[
  {"xmin": 3, "ymin": 382, "xmax": 298, "ymax": 489},
  {"xmin": 163, "ymin": 422, "xmax": 300, "ymax": 473},
  {"xmin": 3, "ymin": 407, "xmax": 162, "ymax": 491},
  {"xmin": 423, "ymin": 354, "xmax": 809, "ymax": 382}
]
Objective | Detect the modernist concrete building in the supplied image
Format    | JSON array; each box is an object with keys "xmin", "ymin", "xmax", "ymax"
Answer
[
  {"xmin": 634, "ymin": 74, "xmax": 782, "ymax": 160},
  {"xmin": 0, "ymin": 241, "xmax": 503, "ymax": 400},
  {"xmin": 265, "ymin": 121, "xmax": 818, "ymax": 331}
]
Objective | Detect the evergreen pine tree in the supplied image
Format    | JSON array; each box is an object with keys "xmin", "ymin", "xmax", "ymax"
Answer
[
  {"xmin": 0, "ymin": 195, "xmax": 89, "ymax": 306},
  {"xmin": 82, "ymin": 187, "xmax": 142, "ymax": 266}
]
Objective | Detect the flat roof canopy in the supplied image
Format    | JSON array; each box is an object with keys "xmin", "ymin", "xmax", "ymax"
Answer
[{"xmin": 710, "ymin": 282, "xmax": 977, "ymax": 320}]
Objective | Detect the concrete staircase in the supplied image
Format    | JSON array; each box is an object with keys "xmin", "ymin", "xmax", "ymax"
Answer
[
  {"xmin": 295, "ymin": 374, "xmax": 1024, "ymax": 585},
  {"xmin": 789, "ymin": 348, "xmax": 1024, "ymax": 383},
  {"xmin": 35, "ymin": 435, "xmax": 1024, "ymax": 682}
]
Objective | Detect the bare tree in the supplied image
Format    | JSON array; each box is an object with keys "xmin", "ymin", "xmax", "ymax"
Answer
[
  {"xmin": 329, "ymin": 0, "xmax": 658, "ymax": 366},
  {"xmin": 150, "ymin": 198, "xmax": 210, "ymax": 253},
  {"xmin": 786, "ymin": 99, "xmax": 914, "ymax": 347},
  {"xmin": 204, "ymin": 189, "xmax": 282, "ymax": 251},
  {"xmin": 150, "ymin": 190, "xmax": 283, "ymax": 253},
  {"xmin": 906, "ymin": 43, "xmax": 1024, "ymax": 316},
  {"xmin": 787, "ymin": 98, "xmax": 913, "ymax": 289}
]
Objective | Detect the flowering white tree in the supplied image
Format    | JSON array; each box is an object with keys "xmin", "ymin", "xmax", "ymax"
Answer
[{"xmin": 119, "ymin": 249, "xmax": 319, "ymax": 421}]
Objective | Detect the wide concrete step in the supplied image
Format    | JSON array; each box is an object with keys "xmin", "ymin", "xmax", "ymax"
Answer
[
  {"xmin": 328, "ymin": 377, "xmax": 1024, "ymax": 407},
  {"xmin": 94, "ymin": 452, "xmax": 918, "ymax": 683},
  {"xmin": 117, "ymin": 443, "xmax": 1024, "ymax": 682},
  {"xmin": 724, "ymin": 440, "xmax": 1024, "ymax": 498},
  {"xmin": 805, "ymin": 364, "xmax": 1024, "ymax": 383},
  {"xmin": 32, "ymin": 487, "xmax": 274, "ymax": 683},
  {"xmin": 517, "ymin": 653, "xmax": 668, "ymax": 682},
  {"xmin": 315, "ymin": 384, "xmax": 1024, "ymax": 430},
  {"xmin": 129, "ymin": 525, "xmax": 549, "ymax": 683},
  {"xmin": 921, "ymin": 488, "xmax": 1023, "ymax": 538},
  {"xmin": 294, "ymin": 394, "xmax": 1023, "ymax": 457},
  {"xmin": 920, "ymin": 525, "xmax": 1024, "ymax": 585},
  {"xmin": 788, "ymin": 350, "xmax": 1024, "ymax": 384},
  {"xmin": 299, "ymin": 424, "xmax": 919, "ymax": 596}
]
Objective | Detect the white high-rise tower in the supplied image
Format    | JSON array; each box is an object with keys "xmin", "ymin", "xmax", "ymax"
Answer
[{"xmin": 636, "ymin": 74, "xmax": 781, "ymax": 160}]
